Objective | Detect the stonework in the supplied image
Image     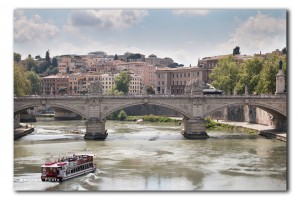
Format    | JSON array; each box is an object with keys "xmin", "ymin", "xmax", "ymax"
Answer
[
  {"xmin": 14, "ymin": 95, "xmax": 286, "ymax": 140},
  {"xmin": 84, "ymin": 118, "xmax": 107, "ymax": 140}
]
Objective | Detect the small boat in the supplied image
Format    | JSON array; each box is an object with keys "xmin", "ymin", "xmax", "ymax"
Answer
[{"xmin": 41, "ymin": 154, "xmax": 96, "ymax": 182}]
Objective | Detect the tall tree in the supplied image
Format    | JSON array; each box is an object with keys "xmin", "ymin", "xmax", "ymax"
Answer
[
  {"xmin": 282, "ymin": 47, "xmax": 287, "ymax": 55},
  {"xmin": 14, "ymin": 52, "xmax": 21, "ymax": 62},
  {"xmin": 23, "ymin": 54, "xmax": 37, "ymax": 71},
  {"xmin": 14, "ymin": 63, "xmax": 31, "ymax": 96},
  {"xmin": 236, "ymin": 57, "xmax": 264, "ymax": 94},
  {"xmin": 26, "ymin": 71, "xmax": 41, "ymax": 95},
  {"xmin": 209, "ymin": 56, "xmax": 241, "ymax": 95},
  {"xmin": 114, "ymin": 71, "xmax": 132, "ymax": 94},
  {"xmin": 45, "ymin": 50, "xmax": 51, "ymax": 66},
  {"xmin": 52, "ymin": 57, "xmax": 58, "ymax": 67},
  {"xmin": 114, "ymin": 54, "xmax": 119, "ymax": 60},
  {"xmin": 233, "ymin": 46, "xmax": 240, "ymax": 55}
]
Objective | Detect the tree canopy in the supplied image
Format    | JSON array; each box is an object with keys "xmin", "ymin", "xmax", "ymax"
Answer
[
  {"xmin": 26, "ymin": 71, "xmax": 42, "ymax": 95},
  {"xmin": 209, "ymin": 55, "xmax": 241, "ymax": 95},
  {"xmin": 14, "ymin": 63, "xmax": 31, "ymax": 96},
  {"xmin": 14, "ymin": 52, "xmax": 21, "ymax": 62},
  {"xmin": 114, "ymin": 71, "xmax": 132, "ymax": 94},
  {"xmin": 209, "ymin": 52, "xmax": 287, "ymax": 95},
  {"xmin": 233, "ymin": 46, "xmax": 240, "ymax": 55}
]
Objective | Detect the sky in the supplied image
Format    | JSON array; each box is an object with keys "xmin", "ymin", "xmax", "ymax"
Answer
[{"xmin": 14, "ymin": 9, "xmax": 286, "ymax": 66}]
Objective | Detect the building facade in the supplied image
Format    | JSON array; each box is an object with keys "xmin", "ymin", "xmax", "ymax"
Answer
[
  {"xmin": 155, "ymin": 67, "xmax": 210, "ymax": 95},
  {"xmin": 42, "ymin": 75, "xmax": 69, "ymax": 95}
]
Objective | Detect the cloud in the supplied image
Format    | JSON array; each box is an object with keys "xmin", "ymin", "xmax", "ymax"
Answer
[
  {"xmin": 172, "ymin": 10, "xmax": 210, "ymax": 16},
  {"xmin": 217, "ymin": 13, "xmax": 286, "ymax": 55},
  {"xmin": 67, "ymin": 10, "xmax": 148, "ymax": 30},
  {"xmin": 14, "ymin": 11, "xmax": 60, "ymax": 43}
]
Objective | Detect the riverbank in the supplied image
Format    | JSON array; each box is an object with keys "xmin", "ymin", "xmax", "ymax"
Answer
[
  {"xmin": 216, "ymin": 120, "xmax": 287, "ymax": 142},
  {"xmin": 14, "ymin": 123, "xmax": 34, "ymax": 140}
]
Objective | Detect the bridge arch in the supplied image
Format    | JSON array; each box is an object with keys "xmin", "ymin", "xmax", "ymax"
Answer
[
  {"xmin": 204, "ymin": 102, "xmax": 286, "ymax": 118},
  {"xmin": 14, "ymin": 102, "xmax": 88, "ymax": 119},
  {"xmin": 102, "ymin": 102, "xmax": 192, "ymax": 119}
]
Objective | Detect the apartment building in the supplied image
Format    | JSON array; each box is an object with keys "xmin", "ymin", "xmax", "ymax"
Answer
[
  {"xmin": 42, "ymin": 75, "xmax": 69, "ymax": 95},
  {"xmin": 129, "ymin": 74, "xmax": 142, "ymax": 94},
  {"xmin": 155, "ymin": 67, "xmax": 210, "ymax": 95},
  {"xmin": 101, "ymin": 73, "xmax": 116, "ymax": 94}
]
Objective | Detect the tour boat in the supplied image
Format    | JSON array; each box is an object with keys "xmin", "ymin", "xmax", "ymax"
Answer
[{"xmin": 41, "ymin": 154, "xmax": 96, "ymax": 182}]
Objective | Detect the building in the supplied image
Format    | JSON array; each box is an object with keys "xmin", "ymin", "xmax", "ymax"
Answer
[
  {"xmin": 101, "ymin": 73, "xmax": 116, "ymax": 94},
  {"xmin": 129, "ymin": 73, "xmax": 142, "ymax": 95},
  {"xmin": 155, "ymin": 67, "xmax": 210, "ymax": 95},
  {"xmin": 42, "ymin": 75, "xmax": 69, "ymax": 95},
  {"xmin": 68, "ymin": 73, "xmax": 84, "ymax": 95},
  {"xmin": 145, "ymin": 54, "xmax": 174, "ymax": 68},
  {"xmin": 58, "ymin": 55, "xmax": 86, "ymax": 74}
]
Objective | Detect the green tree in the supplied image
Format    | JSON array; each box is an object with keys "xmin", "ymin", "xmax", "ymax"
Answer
[
  {"xmin": 52, "ymin": 67, "xmax": 59, "ymax": 74},
  {"xmin": 114, "ymin": 54, "xmax": 119, "ymax": 60},
  {"xmin": 256, "ymin": 53, "xmax": 286, "ymax": 94},
  {"xmin": 45, "ymin": 50, "xmax": 51, "ymax": 66},
  {"xmin": 52, "ymin": 57, "xmax": 58, "ymax": 67},
  {"xmin": 146, "ymin": 86, "xmax": 155, "ymax": 94},
  {"xmin": 233, "ymin": 46, "xmax": 240, "ymax": 55},
  {"xmin": 236, "ymin": 57, "xmax": 264, "ymax": 94},
  {"xmin": 23, "ymin": 54, "xmax": 37, "ymax": 71},
  {"xmin": 209, "ymin": 56, "xmax": 241, "ymax": 94},
  {"xmin": 114, "ymin": 71, "xmax": 132, "ymax": 94},
  {"xmin": 26, "ymin": 71, "xmax": 41, "ymax": 95},
  {"xmin": 118, "ymin": 110, "xmax": 127, "ymax": 121},
  {"xmin": 106, "ymin": 86, "xmax": 124, "ymax": 95},
  {"xmin": 14, "ymin": 63, "xmax": 31, "ymax": 96},
  {"xmin": 282, "ymin": 47, "xmax": 287, "ymax": 55},
  {"xmin": 14, "ymin": 52, "xmax": 21, "ymax": 62}
]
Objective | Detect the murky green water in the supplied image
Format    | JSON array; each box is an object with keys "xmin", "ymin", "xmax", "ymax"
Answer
[{"xmin": 14, "ymin": 118, "xmax": 287, "ymax": 191}]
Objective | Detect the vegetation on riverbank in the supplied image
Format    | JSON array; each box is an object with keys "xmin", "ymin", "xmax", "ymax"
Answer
[
  {"xmin": 205, "ymin": 117, "xmax": 258, "ymax": 134},
  {"xmin": 107, "ymin": 110, "xmax": 259, "ymax": 134},
  {"xmin": 106, "ymin": 110, "xmax": 178, "ymax": 123}
]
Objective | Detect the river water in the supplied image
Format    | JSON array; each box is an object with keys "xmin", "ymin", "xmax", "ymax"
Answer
[{"xmin": 14, "ymin": 118, "xmax": 287, "ymax": 191}]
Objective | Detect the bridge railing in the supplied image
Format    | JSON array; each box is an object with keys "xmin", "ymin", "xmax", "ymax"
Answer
[{"xmin": 15, "ymin": 93, "xmax": 286, "ymax": 100}]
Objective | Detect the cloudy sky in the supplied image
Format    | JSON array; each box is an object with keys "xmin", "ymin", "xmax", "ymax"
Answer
[{"xmin": 14, "ymin": 9, "xmax": 286, "ymax": 66}]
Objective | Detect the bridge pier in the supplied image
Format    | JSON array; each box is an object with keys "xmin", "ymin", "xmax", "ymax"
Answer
[
  {"xmin": 182, "ymin": 117, "xmax": 209, "ymax": 139},
  {"xmin": 84, "ymin": 118, "xmax": 108, "ymax": 140}
]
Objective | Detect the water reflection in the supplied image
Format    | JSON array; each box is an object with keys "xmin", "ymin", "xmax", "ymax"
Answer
[{"xmin": 14, "ymin": 118, "xmax": 286, "ymax": 191}]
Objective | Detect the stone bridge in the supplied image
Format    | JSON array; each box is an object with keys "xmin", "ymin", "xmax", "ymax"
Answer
[{"xmin": 14, "ymin": 94, "xmax": 287, "ymax": 140}]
